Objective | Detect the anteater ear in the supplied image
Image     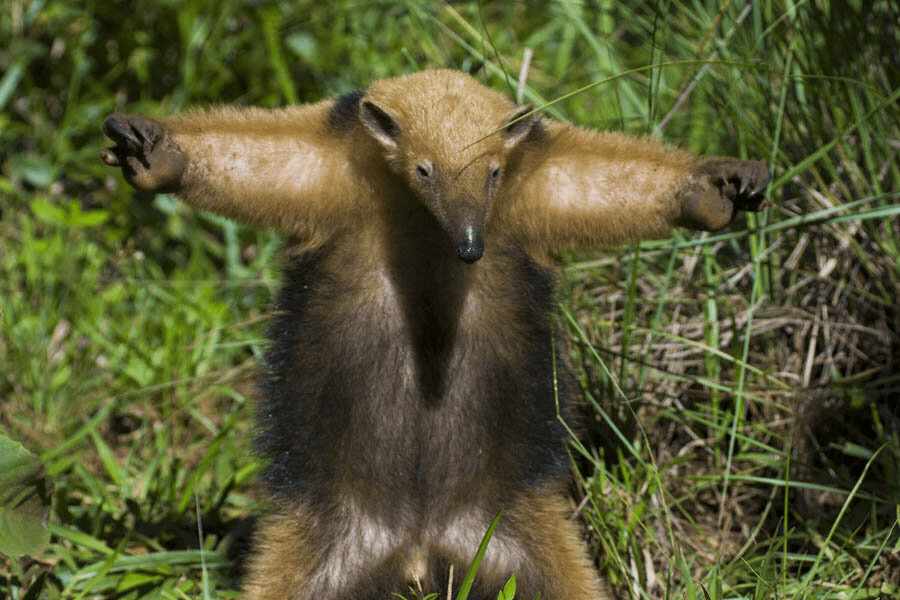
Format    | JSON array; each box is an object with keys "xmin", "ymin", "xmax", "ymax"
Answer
[
  {"xmin": 360, "ymin": 100, "xmax": 401, "ymax": 154},
  {"xmin": 501, "ymin": 104, "xmax": 537, "ymax": 149}
]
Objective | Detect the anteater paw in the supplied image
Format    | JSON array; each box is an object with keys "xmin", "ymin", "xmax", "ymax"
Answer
[
  {"xmin": 101, "ymin": 114, "xmax": 185, "ymax": 193},
  {"xmin": 677, "ymin": 158, "xmax": 770, "ymax": 231}
]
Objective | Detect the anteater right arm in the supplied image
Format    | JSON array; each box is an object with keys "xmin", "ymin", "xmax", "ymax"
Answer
[{"xmin": 101, "ymin": 103, "xmax": 365, "ymax": 238}]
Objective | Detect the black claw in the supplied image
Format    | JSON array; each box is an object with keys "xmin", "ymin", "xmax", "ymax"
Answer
[
  {"xmin": 135, "ymin": 123, "xmax": 152, "ymax": 146},
  {"xmin": 103, "ymin": 115, "xmax": 140, "ymax": 149}
]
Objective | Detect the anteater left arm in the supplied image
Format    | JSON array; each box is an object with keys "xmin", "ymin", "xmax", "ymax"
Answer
[{"xmin": 502, "ymin": 122, "xmax": 769, "ymax": 256}]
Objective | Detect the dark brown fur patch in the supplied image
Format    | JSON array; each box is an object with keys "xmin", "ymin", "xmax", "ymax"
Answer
[{"xmin": 326, "ymin": 89, "xmax": 365, "ymax": 134}]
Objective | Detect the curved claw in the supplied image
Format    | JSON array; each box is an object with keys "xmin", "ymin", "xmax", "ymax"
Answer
[
  {"xmin": 738, "ymin": 174, "xmax": 752, "ymax": 196},
  {"xmin": 103, "ymin": 114, "xmax": 143, "ymax": 150}
]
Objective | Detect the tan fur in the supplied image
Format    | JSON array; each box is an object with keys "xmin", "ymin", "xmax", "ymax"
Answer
[
  {"xmin": 503, "ymin": 124, "xmax": 698, "ymax": 258},
  {"xmin": 101, "ymin": 69, "xmax": 769, "ymax": 600},
  {"xmin": 106, "ymin": 70, "xmax": 759, "ymax": 256},
  {"xmin": 164, "ymin": 102, "xmax": 371, "ymax": 243}
]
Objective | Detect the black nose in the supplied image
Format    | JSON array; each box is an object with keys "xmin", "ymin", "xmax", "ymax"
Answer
[{"xmin": 455, "ymin": 225, "xmax": 484, "ymax": 263}]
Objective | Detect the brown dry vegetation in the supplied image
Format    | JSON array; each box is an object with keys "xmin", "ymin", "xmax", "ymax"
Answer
[{"xmin": 564, "ymin": 94, "xmax": 900, "ymax": 597}]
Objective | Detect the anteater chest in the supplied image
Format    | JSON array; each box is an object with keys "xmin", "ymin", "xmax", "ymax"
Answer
[{"xmin": 260, "ymin": 239, "xmax": 567, "ymax": 499}]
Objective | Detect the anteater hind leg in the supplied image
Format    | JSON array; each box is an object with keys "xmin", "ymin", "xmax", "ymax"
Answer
[
  {"xmin": 242, "ymin": 504, "xmax": 414, "ymax": 600},
  {"xmin": 242, "ymin": 510, "xmax": 319, "ymax": 600},
  {"xmin": 434, "ymin": 491, "xmax": 612, "ymax": 600},
  {"xmin": 502, "ymin": 491, "xmax": 612, "ymax": 600}
]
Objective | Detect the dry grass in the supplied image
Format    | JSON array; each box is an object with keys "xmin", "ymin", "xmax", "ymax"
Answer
[{"xmin": 562, "ymin": 146, "xmax": 900, "ymax": 597}]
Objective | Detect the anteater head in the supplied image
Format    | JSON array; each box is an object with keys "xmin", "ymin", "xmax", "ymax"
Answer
[{"xmin": 360, "ymin": 70, "xmax": 538, "ymax": 263}]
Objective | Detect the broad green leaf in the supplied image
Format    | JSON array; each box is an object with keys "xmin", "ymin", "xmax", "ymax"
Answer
[{"xmin": 0, "ymin": 435, "xmax": 53, "ymax": 557}]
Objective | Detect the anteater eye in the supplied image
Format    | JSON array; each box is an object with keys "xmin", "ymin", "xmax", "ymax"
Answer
[
  {"xmin": 416, "ymin": 163, "xmax": 431, "ymax": 178},
  {"xmin": 490, "ymin": 166, "xmax": 501, "ymax": 180}
]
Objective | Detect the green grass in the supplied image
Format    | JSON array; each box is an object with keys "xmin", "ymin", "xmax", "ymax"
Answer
[{"xmin": 2, "ymin": 1, "xmax": 899, "ymax": 598}]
